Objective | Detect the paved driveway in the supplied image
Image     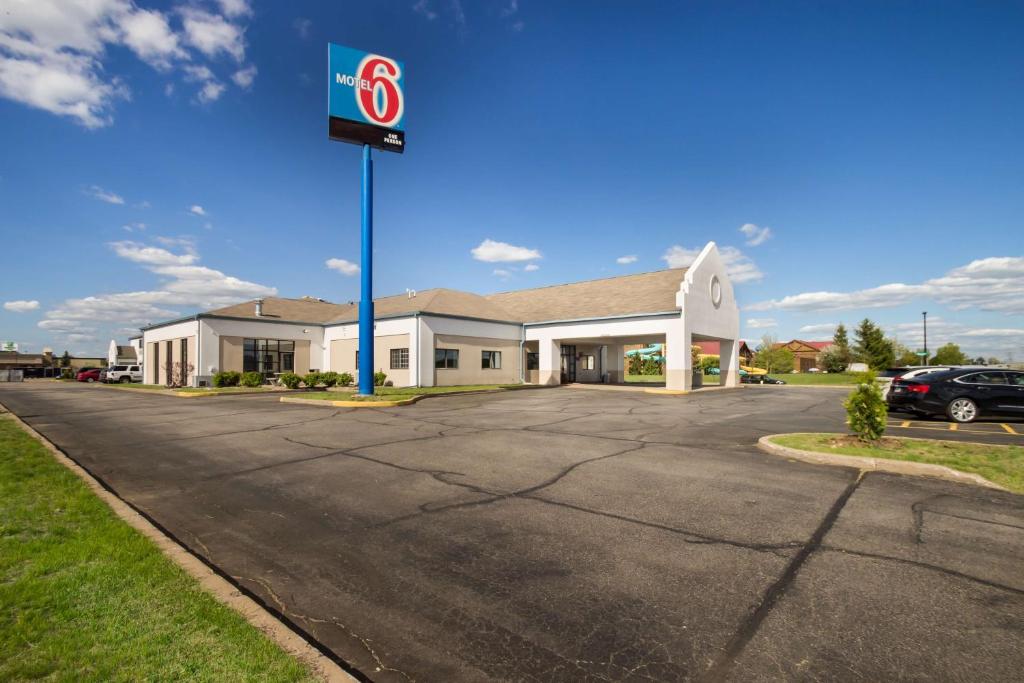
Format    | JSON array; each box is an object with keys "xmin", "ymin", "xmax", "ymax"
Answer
[{"xmin": 2, "ymin": 382, "xmax": 1022, "ymax": 682}]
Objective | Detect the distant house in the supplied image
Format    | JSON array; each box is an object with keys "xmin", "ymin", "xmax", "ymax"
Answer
[
  {"xmin": 773, "ymin": 339, "xmax": 833, "ymax": 372},
  {"xmin": 107, "ymin": 339, "xmax": 139, "ymax": 367}
]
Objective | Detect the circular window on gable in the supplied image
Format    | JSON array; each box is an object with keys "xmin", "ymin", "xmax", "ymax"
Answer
[{"xmin": 710, "ymin": 275, "xmax": 722, "ymax": 308}]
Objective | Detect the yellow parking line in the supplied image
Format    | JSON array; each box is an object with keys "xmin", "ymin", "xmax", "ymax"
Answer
[
  {"xmin": 1002, "ymin": 423, "xmax": 1018, "ymax": 435},
  {"xmin": 901, "ymin": 420, "xmax": 911, "ymax": 428},
  {"xmin": 949, "ymin": 423, "xmax": 958, "ymax": 431}
]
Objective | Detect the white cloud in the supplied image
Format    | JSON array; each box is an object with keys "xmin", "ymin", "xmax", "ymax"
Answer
[
  {"xmin": 197, "ymin": 80, "xmax": 225, "ymax": 103},
  {"xmin": 217, "ymin": 0, "xmax": 252, "ymax": 19},
  {"xmin": 87, "ymin": 185, "xmax": 125, "ymax": 204},
  {"xmin": 189, "ymin": 204, "xmax": 207, "ymax": 216},
  {"xmin": 40, "ymin": 239, "xmax": 276, "ymax": 346},
  {"xmin": 739, "ymin": 223, "xmax": 772, "ymax": 247},
  {"xmin": 0, "ymin": 0, "xmax": 255, "ymax": 128},
  {"xmin": 471, "ymin": 239, "xmax": 541, "ymax": 263},
  {"xmin": 110, "ymin": 240, "xmax": 196, "ymax": 266},
  {"xmin": 231, "ymin": 64, "xmax": 256, "ymax": 88},
  {"xmin": 748, "ymin": 256, "xmax": 1024, "ymax": 314},
  {"xmin": 616, "ymin": 255, "xmax": 638, "ymax": 265},
  {"xmin": 884, "ymin": 317, "xmax": 1024, "ymax": 360},
  {"xmin": 4, "ymin": 300, "xmax": 40, "ymax": 313},
  {"xmin": 119, "ymin": 8, "xmax": 186, "ymax": 70},
  {"xmin": 293, "ymin": 17, "xmax": 312, "ymax": 39},
  {"xmin": 180, "ymin": 8, "xmax": 246, "ymax": 62},
  {"xmin": 325, "ymin": 258, "xmax": 359, "ymax": 276},
  {"xmin": 662, "ymin": 245, "xmax": 763, "ymax": 283},
  {"xmin": 493, "ymin": 268, "xmax": 511, "ymax": 278},
  {"xmin": 413, "ymin": 0, "xmax": 438, "ymax": 20},
  {"xmin": 746, "ymin": 318, "xmax": 777, "ymax": 329},
  {"xmin": 524, "ymin": 263, "xmax": 539, "ymax": 272},
  {"xmin": 799, "ymin": 323, "xmax": 838, "ymax": 336},
  {"xmin": 122, "ymin": 222, "xmax": 146, "ymax": 232}
]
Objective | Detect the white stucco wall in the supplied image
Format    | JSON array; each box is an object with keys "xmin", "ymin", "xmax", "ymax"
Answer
[{"xmin": 198, "ymin": 318, "xmax": 326, "ymax": 376}]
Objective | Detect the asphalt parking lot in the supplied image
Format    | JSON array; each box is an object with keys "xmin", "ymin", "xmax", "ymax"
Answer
[{"xmin": 2, "ymin": 381, "xmax": 1022, "ymax": 682}]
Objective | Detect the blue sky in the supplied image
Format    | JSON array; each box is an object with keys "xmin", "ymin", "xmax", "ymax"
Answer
[{"xmin": 1, "ymin": 0, "xmax": 1022, "ymax": 359}]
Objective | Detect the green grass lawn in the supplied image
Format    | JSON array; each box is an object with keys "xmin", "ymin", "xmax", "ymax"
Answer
[
  {"xmin": 773, "ymin": 372, "xmax": 860, "ymax": 385},
  {"xmin": 0, "ymin": 417, "xmax": 315, "ymax": 682},
  {"xmin": 625, "ymin": 374, "xmax": 721, "ymax": 385},
  {"xmin": 103, "ymin": 383, "xmax": 279, "ymax": 395},
  {"xmin": 771, "ymin": 432, "xmax": 1024, "ymax": 493}
]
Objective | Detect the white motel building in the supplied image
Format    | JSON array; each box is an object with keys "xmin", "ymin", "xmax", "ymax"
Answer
[{"xmin": 140, "ymin": 242, "xmax": 740, "ymax": 391}]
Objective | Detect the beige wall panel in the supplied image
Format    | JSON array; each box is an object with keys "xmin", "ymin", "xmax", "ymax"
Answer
[
  {"xmin": 433, "ymin": 334, "xmax": 520, "ymax": 386},
  {"xmin": 295, "ymin": 340, "xmax": 311, "ymax": 374},
  {"xmin": 185, "ymin": 336, "xmax": 197, "ymax": 385},
  {"xmin": 574, "ymin": 343, "xmax": 603, "ymax": 383},
  {"xmin": 329, "ymin": 334, "xmax": 411, "ymax": 386},
  {"xmin": 220, "ymin": 336, "xmax": 244, "ymax": 373}
]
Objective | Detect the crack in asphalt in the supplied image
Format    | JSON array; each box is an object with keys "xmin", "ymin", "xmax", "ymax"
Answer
[
  {"xmin": 369, "ymin": 441, "xmax": 650, "ymax": 529},
  {"xmin": 698, "ymin": 471, "xmax": 865, "ymax": 683}
]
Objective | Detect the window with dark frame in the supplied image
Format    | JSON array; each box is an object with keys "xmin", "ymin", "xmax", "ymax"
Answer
[
  {"xmin": 580, "ymin": 354, "xmax": 595, "ymax": 370},
  {"xmin": 482, "ymin": 350, "xmax": 501, "ymax": 369},
  {"xmin": 526, "ymin": 352, "xmax": 539, "ymax": 370},
  {"xmin": 435, "ymin": 348, "xmax": 458, "ymax": 369},
  {"xmin": 242, "ymin": 338, "xmax": 296, "ymax": 376},
  {"xmin": 390, "ymin": 348, "xmax": 409, "ymax": 369}
]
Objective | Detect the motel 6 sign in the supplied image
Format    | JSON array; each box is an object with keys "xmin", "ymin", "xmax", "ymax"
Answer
[{"xmin": 328, "ymin": 43, "xmax": 405, "ymax": 153}]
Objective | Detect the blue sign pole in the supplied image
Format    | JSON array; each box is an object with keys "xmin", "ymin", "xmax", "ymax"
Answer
[{"xmin": 358, "ymin": 143, "xmax": 374, "ymax": 395}]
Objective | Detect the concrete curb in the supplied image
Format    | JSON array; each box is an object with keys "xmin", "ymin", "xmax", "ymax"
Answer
[
  {"xmin": 0, "ymin": 405, "xmax": 357, "ymax": 683},
  {"xmin": 96, "ymin": 384, "xmax": 289, "ymax": 399},
  {"xmin": 758, "ymin": 433, "xmax": 1007, "ymax": 492},
  {"xmin": 281, "ymin": 395, "xmax": 422, "ymax": 408}
]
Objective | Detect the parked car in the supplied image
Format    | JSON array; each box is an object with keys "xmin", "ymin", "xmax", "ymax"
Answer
[
  {"xmin": 741, "ymin": 374, "xmax": 786, "ymax": 385},
  {"xmin": 880, "ymin": 366, "xmax": 954, "ymax": 401},
  {"xmin": 887, "ymin": 368, "xmax": 1024, "ymax": 423},
  {"xmin": 102, "ymin": 364, "xmax": 143, "ymax": 383},
  {"xmin": 76, "ymin": 367, "xmax": 102, "ymax": 383}
]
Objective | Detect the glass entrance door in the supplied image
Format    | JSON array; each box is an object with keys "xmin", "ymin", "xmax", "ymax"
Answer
[{"xmin": 560, "ymin": 345, "xmax": 576, "ymax": 384}]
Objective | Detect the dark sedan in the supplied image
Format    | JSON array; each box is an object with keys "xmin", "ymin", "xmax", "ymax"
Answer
[
  {"xmin": 888, "ymin": 368, "xmax": 1024, "ymax": 423},
  {"xmin": 740, "ymin": 374, "xmax": 786, "ymax": 385}
]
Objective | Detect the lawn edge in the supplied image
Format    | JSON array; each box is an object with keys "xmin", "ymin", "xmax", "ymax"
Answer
[
  {"xmin": 759, "ymin": 433, "xmax": 1008, "ymax": 492},
  {"xmin": 0, "ymin": 404, "xmax": 359, "ymax": 683},
  {"xmin": 94, "ymin": 383, "xmax": 293, "ymax": 398},
  {"xmin": 280, "ymin": 384, "xmax": 551, "ymax": 408}
]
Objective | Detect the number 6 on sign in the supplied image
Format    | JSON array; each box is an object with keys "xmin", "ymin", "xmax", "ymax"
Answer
[{"xmin": 356, "ymin": 56, "xmax": 404, "ymax": 128}]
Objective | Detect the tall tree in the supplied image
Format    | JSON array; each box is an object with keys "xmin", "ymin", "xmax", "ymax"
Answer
[
  {"xmin": 833, "ymin": 323, "xmax": 851, "ymax": 363},
  {"xmin": 852, "ymin": 319, "xmax": 895, "ymax": 370},
  {"xmin": 60, "ymin": 350, "xmax": 71, "ymax": 368},
  {"xmin": 930, "ymin": 343, "xmax": 969, "ymax": 365}
]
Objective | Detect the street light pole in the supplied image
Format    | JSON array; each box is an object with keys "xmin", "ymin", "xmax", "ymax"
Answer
[{"xmin": 922, "ymin": 311, "xmax": 927, "ymax": 365}]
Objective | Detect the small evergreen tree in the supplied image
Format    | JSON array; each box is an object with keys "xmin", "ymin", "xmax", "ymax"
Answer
[
  {"xmin": 60, "ymin": 350, "xmax": 71, "ymax": 368},
  {"xmin": 833, "ymin": 323, "xmax": 851, "ymax": 366},
  {"xmin": 844, "ymin": 371, "xmax": 887, "ymax": 442},
  {"xmin": 852, "ymin": 319, "xmax": 895, "ymax": 370}
]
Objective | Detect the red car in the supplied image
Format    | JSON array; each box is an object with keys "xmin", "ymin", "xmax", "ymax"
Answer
[{"xmin": 76, "ymin": 368, "xmax": 102, "ymax": 383}]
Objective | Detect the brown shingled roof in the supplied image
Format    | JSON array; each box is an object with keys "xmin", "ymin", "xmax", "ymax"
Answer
[
  {"xmin": 201, "ymin": 268, "xmax": 686, "ymax": 326},
  {"xmin": 484, "ymin": 268, "xmax": 686, "ymax": 323}
]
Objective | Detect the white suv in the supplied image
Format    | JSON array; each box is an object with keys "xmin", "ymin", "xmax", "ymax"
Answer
[{"xmin": 102, "ymin": 364, "xmax": 143, "ymax": 383}]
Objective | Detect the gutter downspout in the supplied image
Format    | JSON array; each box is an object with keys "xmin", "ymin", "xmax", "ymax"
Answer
[
  {"xmin": 414, "ymin": 313, "xmax": 421, "ymax": 388},
  {"xmin": 519, "ymin": 325, "xmax": 525, "ymax": 384},
  {"xmin": 196, "ymin": 321, "xmax": 202, "ymax": 388}
]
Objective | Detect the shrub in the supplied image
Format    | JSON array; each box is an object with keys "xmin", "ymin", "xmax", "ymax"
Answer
[
  {"xmin": 213, "ymin": 370, "xmax": 241, "ymax": 387},
  {"xmin": 374, "ymin": 371, "xmax": 388, "ymax": 387},
  {"xmin": 278, "ymin": 372, "xmax": 302, "ymax": 389},
  {"xmin": 338, "ymin": 372, "xmax": 354, "ymax": 387},
  {"xmin": 302, "ymin": 372, "xmax": 321, "ymax": 389},
  {"xmin": 60, "ymin": 368, "xmax": 75, "ymax": 379},
  {"xmin": 240, "ymin": 371, "xmax": 263, "ymax": 388},
  {"xmin": 844, "ymin": 371, "xmax": 887, "ymax": 442},
  {"xmin": 319, "ymin": 371, "xmax": 340, "ymax": 388}
]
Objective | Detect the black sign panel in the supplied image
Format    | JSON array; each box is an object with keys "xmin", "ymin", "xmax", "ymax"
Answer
[{"xmin": 328, "ymin": 117, "xmax": 405, "ymax": 154}]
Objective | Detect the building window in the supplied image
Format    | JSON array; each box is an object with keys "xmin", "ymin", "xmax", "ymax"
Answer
[
  {"xmin": 580, "ymin": 354, "xmax": 595, "ymax": 370},
  {"xmin": 482, "ymin": 350, "xmax": 501, "ymax": 369},
  {"xmin": 526, "ymin": 352, "xmax": 539, "ymax": 370},
  {"xmin": 390, "ymin": 348, "xmax": 409, "ymax": 370},
  {"xmin": 435, "ymin": 348, "xmax": 458, "ymax": 369},
  {"xmin": 355, "ymin": 350, "xmax": 359, "ymax": 370},
  {"xmin": 243, "ymin": 339, "xmax": 296, "ymax": 376}
]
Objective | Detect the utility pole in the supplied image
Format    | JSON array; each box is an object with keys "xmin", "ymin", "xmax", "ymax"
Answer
[{"xmin": 922, "ymin": 311, "xmax": 928, "ymax": 364}]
